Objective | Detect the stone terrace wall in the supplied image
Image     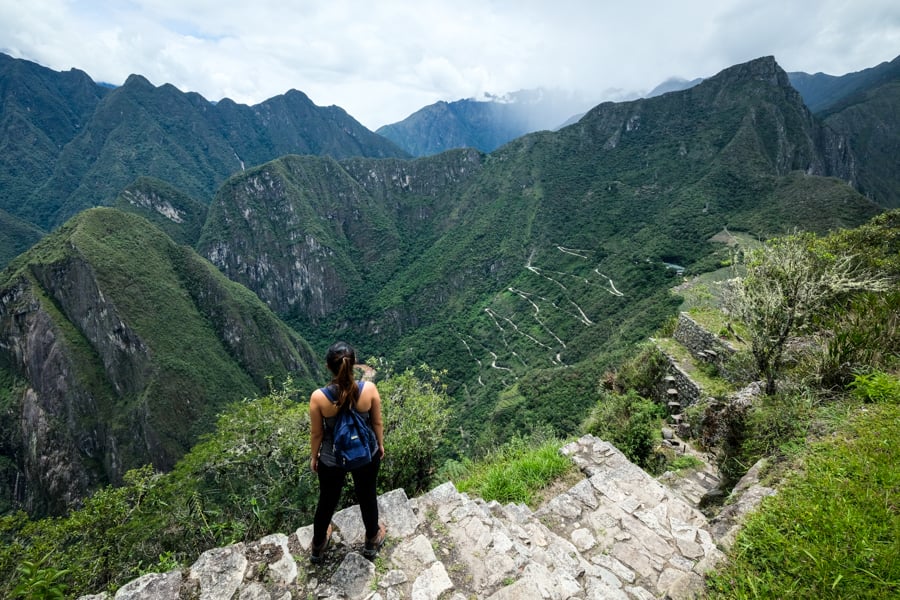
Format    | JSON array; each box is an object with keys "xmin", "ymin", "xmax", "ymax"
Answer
[
  {"xmin": 673, "ymin": 313, "xmax": 736, "ymax": 366},
  {"xmin": 658, "ymin": 361, "xmax": 703, "ymax": 411}
]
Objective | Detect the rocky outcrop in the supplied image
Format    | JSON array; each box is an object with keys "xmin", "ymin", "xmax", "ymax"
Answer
[
  {"xmin": 82, "ymin": 436, "xmax": 751, "ymax": 600},
  {"xmin": 0, "ymin": 208, "xmax": 320, "ymax": 516}
]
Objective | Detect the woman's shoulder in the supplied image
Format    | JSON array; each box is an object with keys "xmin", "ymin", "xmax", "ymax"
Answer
[{"xmin": 310, "ymin": 386, "xmax": 332, "ymax": 407}]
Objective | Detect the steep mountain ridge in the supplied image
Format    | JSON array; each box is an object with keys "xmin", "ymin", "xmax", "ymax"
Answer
[
  {"xmin": 788, "ymin": 54, "xmax": 900, "ymax": 113},
  {"xmin": 197, "ymin": 149, "xmax": 485, "ymax": 329},
  {"xmin": 0, "ymin": 54, "xmax": 108, "ymax": 260},
  {"xmin": 0, "ymin": 208, "xmax": 320, "ymax": 515},
  {"xmin": 0, "ymin": 52, "xmax": 408, "ymax": 235},
  {"xmin": 817, "ymin": 75, "xmax": 900, "ymax": 208}
]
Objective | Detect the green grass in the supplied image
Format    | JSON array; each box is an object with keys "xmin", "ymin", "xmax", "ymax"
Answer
[
  {"xmin": 453, "ymin": 436, "xmax": 575, "ymax": 506},
  {"xmin": 707, "ymin": 402, "xmax": 900, "ymax": 599},
  {"xmin": 668, "ymin": 455, "xmax": 705, "ymax": 472}
]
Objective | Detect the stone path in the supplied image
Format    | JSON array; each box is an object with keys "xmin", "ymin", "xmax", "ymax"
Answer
[{"xmin": 83, "ymin": 435, "xmax": 741, "ymax": 600}]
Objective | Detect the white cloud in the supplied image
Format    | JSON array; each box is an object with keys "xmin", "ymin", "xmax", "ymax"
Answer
[{"xmin": 1, "ymin": 0, "xmax": 898, "ymax": 129}]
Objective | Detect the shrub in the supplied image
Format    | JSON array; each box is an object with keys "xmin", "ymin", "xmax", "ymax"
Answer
[
  {"xmin": 609, "ymin": 343, "xmax": 670, "ymax": 398},
  {"xmin": 810, "ymin": 292, "xmax": 900, "ymax": 389},
  {"xmin": 376, "ymin": 364, "xmax": 452, "ymax": 495},
  {"xmin": 582, "ymin": 390, "xmax": 664, "ymax": 467},
  {"xmin": 848, "ymin": 370, "xmax": 900, "ymax": 404},
  {"xmin": 741, "ymin": 388, "xmax": 816, "ymax": 460}
]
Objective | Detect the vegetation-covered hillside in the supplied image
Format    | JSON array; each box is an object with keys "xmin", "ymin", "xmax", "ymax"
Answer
[{"xmin": 200, "ymin": 57, "xmax": 882, "ymax": 455}]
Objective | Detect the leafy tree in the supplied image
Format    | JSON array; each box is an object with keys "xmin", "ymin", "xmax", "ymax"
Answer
[
  {"xmin": 725, "ymin": 232, "xmax": 892, "ymax": 394},
  {"xmin": 373, "ymin": 364, "xmax": 452, "ymax": 495}
]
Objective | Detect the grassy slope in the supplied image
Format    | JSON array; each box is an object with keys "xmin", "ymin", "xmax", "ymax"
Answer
[{"xmin": 708, "ymin": 402, "xmax": 900, "ymax": 599}]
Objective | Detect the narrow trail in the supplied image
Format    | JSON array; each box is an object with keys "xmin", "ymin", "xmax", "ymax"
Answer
[
  {"xmin": 594, "ymin": 269, "xmax": 625, "ymax": 296},
  {"xmin": 508, "ymin": 287, "xmax": 567, "ymax": 347},
  {"xmin": 452, "ymin": 244, "xmax": 628, "ymax": 388},
  {"xmin": 485, "ymin": 307, "xmax": 553, "ymax": 350}
]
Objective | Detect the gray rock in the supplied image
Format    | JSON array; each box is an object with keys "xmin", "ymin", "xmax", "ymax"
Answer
[
  {"xmin": 80, "ymin": 434, "xmax": 769, "ymax": 600},
  {"xmin": 391, "ymin": 534, "xmax": 438, "ymax": 576},
  {"xmin": 411, "ymin": 562, "xmax": 453, "ymax": 600},
  {"xmin": 113, "ymin": 571, "xmax": 181, "ymax": 600},
  {"xmin": 188, "ymin": 545, "xmax": 248, "ymax": 600},
  {"xmin": 331, "ymin": 552, "xmax": 376, "ymax": 599}
]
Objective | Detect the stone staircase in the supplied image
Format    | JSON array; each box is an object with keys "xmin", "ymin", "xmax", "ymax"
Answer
[{"xmin": 84, "ymin": 435, "xmax": 734, "ymax": 600}]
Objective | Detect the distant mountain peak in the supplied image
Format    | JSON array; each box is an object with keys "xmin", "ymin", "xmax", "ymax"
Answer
[
  {"xmin": 122, "ymin": 73, "xmax": 153, "ymax": 88},
  {"xmin": 377, "ymin": 87, "xmax": 597, "ymax": 156}
]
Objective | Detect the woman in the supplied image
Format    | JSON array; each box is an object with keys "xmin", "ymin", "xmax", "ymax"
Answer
[{"xmin": 309, "ymin": 341, "xmax": 386, "ymax": 563}]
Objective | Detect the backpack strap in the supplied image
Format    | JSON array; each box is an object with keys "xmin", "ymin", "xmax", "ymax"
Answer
[{"xmin": 320, "ymin": 381, "xmax": 366, "ymax": 409}]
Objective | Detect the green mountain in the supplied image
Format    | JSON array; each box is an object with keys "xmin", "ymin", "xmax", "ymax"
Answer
[
  {"xmin": 0, "ymin": 208, "xmax": 44, "ymax": 266},
  {"xmin": 788, "ymin": 54, "xmax": 900, "ymax": 113},
  {"xmin": 815, "ymin": 68, "xmax": 900, "ymax": 209},
  {"xmin": 0, "ymin": 54, "xmax": 107, "ymax": 256},
  {"xmin": 0, "ymin": 208, "xmax": 320, "ymax": 516},
  {"xmin": 0, "ymin": 52, "xmax": 408, "ymax": 236},
  {"xmin": 199, "ymin": 57, "xmax": 882, "ymax": 451},
  {"xmin": 376, "ymin": 89, "xmax": 595, "ymax": 156}
]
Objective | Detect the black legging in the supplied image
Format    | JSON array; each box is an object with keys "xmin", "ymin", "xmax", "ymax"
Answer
[{"xmin": 312, "ymin": 456, "xmax": 381, "ymax": 545}]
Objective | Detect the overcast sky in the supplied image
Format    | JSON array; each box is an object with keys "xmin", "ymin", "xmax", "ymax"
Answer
[{"xmin": 2, "ymin": 1, "xmax": 899, "ymax": 129}]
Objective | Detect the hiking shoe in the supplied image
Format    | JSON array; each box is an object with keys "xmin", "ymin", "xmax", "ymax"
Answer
[
  {"xmin": 310, "ymin": 524, "xmax": 332, "ymax": 564},
  {"xmin": 362, "ymin": 523, "xmax": 386, "ymax": 559}
]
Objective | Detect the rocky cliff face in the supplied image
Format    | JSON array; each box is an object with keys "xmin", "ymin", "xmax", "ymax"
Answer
[
  {"xmin": 0, "ymin": 276, "xmax": 106, "ymax": 514},
  {"xmin": 0, "ymin": 209, "xmax": 320, "ymax": 516},
  {"xmin": 819, "ymin": 78, "xmax": 900, "ymax": 208},
  {"xmin": 198, "ymin": 150, "xmax": 484, "ymax": 324}
]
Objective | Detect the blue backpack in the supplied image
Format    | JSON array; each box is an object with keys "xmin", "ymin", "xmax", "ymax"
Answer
[{"xmin": 321, "ymin": 382, "xmax": 376, "ymax": 469}]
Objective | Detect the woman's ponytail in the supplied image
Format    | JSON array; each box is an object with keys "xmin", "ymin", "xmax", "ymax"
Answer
[{"xmin": 325, "ymin": 341, "xmax": 359, "ymax": 411}]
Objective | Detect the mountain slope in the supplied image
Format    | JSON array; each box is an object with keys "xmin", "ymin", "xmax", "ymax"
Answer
[
  {"xmin": 0, "ymin": 208, "xmax": 44, "ymax": 267},
  {"xmin": 197, "ymin": 149, "xmax": 485, "ymax": 334},
  {"xmin": 0, "ymin": 208, "xmax": 320, "ymax": 515},
  {"xmin": 200, "ymin": 57, "xmax": 882, "ymax": 451},
  {"xmin": 816, "ymin": 72, "xmax": 900, "ymax": 208},
  {"xmin": 114, "ymin": 176, "xmax": 209, "ymax": 246},
  {"xmin": 0, "ymin": 53, "xmax": 107, "ymax": 223}
]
